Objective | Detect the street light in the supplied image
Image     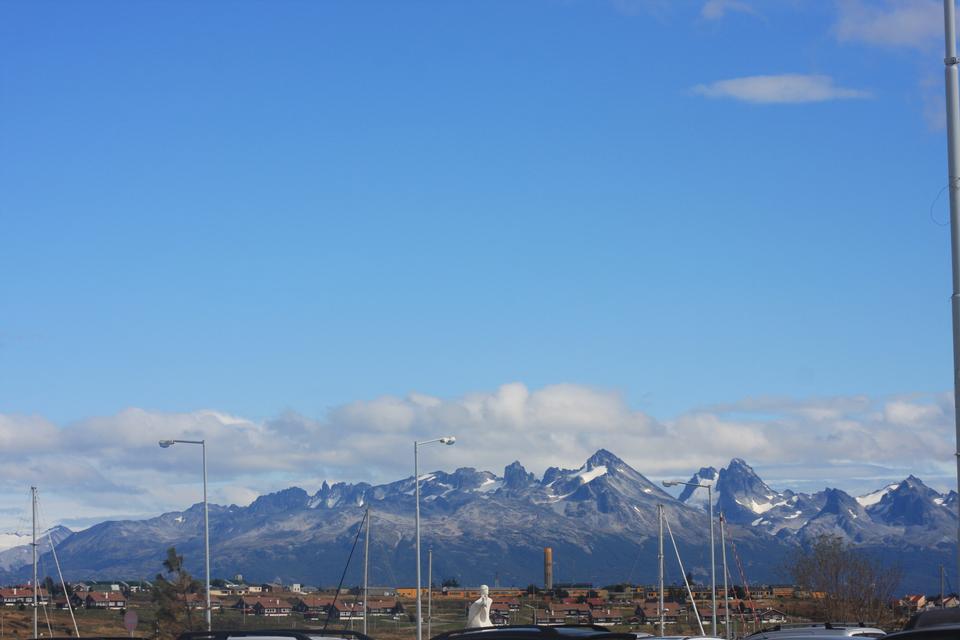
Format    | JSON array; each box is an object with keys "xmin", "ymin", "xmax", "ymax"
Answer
[
  {"xmin": 663, "ymin": 479, "xmax": 716, "ymax": 635},
  {"xmin": 415, "ymin": 436, "xmax": 455, "ymax": 640},
  {"xmin": 160, "ymin": 439, "xmax": 211, "ymax": 632}
]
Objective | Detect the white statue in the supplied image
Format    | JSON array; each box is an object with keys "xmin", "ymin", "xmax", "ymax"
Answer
[{"xmin": 466, "ymin": 584, "xmax": 493, "ymax": 627}]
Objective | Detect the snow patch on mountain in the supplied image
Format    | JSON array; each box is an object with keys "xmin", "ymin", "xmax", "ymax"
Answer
[
  {"xmin": 578, "ymin": 465, "xmax": 608, "ymax": 483},
  {"xmin": 857, "ymin": 483, "xmax": 898, "ymax": 507}
]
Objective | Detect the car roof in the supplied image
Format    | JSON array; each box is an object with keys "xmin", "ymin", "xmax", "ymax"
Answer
[
  {"xmin": 885, "ymin": 626, "xmax": 960, "ymax": 640},
  {"xmin": 905, "ymin": 609, "xmax": 960, "ymax": 630},
  {"xmin": 430, "ymin": 625, "xmax": 636, "ymax": 640},
  {"xmin": 178, "ymin": 630, "xmax": 374, "ymax": 640},
  {"xmin": 748, "ymin": 627, "xmax": 886, "ymax": 638}
]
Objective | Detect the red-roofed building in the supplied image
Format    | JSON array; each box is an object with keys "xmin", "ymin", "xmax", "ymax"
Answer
[
  {"xmin": 85, "ymin": 592, "xmax": 126, "ymax": 609},
  {"xmin": 0, "ymin": 587, "xmax": 49, "ymax": 606},
  {"xmin": 252, "ymin": 597, "xmax": 292, "ymax": 617}
]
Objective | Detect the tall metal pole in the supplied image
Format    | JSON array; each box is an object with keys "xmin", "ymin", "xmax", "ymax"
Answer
[
  {"xmin": 427, "ymin": 548, "xmax": 433, "ymax": 639},
  {"xmin": 415, "ymin": 442, "xmax": 423, "ymax": 640},
  {"xmin": 32, "ymin": 486, "xmax": 38, "ymax": 640},
  {"xmin": 720, "ymin": 512, "xmax": 730, "ymax": 640},
  {"xmin": 363, "ymin": 506, "xmax": 370, "ymax": 636},
  {"xmin": 944, "ymin": 0, "xmax": 960, "ymax": 592},
  {"xmin": 412, "ymin": 437, "xmax": 454, "ymax": 640},
  {"xmin": 159, "ymin": 440, "xmax": 212, "ymax": 632},
  {"xmin": 202, "ymin": 441, "xmax": 211, "ymax": 632},
  {"xmin": 941, "ymin": 564, "xmax": 945, "ymax": 608},
  {"xmin": 658, "ymin": 504, "xmax": 664, "ymax": 638},
  {"xmin": 708, "ymin": 485, "xmax": 716, "ymax": 635}
]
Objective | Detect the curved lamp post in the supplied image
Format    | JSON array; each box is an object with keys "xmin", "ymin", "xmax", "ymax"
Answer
[
  {"xmin": 415, "ymin": 436, "xmax": 455, "ymax": 640},
  {"xmin": 159, "ymin": 439, "xmax": 211, "ymax": 632},
  {"xmin": 663, "ymin": 479, "xmax": 716, "ymax": 635}
]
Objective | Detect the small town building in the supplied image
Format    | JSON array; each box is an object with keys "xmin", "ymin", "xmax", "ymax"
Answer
[{"xmin": 85, "ymin": 592, "xmax": 126, "ymax": 609}]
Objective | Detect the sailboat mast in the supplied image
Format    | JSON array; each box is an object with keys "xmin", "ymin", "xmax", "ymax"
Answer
[
  {"xmin": 427, "ymin": 548, "xmax": 433, "ymax": 639},
  {"xmin": 941, "ymin": 565, "xmax": 945, "ymax": 608},
  {"xmin": 720, "ymin": 513, "xmax": 730, "ymax": 639},
  {"xmin": 658, "ymin": 504, "xmax": 664, "ymax": 637},
  {"xmin": 363, "ymin": 506, "xmax": 370, "ymax": 636},
  {"xmin": 32, "ymin": 486, "xmax": 38, "ymax": 640}
]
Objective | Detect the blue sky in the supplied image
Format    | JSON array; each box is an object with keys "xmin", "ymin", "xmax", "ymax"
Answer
[{"xmin": 1, "ymin": 0, "xmax": 959, "ymax": 528}]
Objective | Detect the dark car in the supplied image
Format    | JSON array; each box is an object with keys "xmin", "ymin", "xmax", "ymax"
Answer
[
  {"xmin": 430, "ymin": 625, "xmax": 638, "ymax": 640},
  {"xmin": 882, "ymin": 608, "xmax": 960, "ymax": 640},
  {"xmin": 178, "ymin": 629, "xmax": 375, "ymax": 640}
]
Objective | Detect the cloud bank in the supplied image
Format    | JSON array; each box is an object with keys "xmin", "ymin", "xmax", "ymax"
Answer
[
  {"xmin": 834, "ymin": 0, "xmax": 943, "ymax": 50},
  {"xmin": 693, "ymin": 74, "xmax": 871, "ymax": 104},
  {"xmin": 0, "ymin": 383, "xmax": 954, "ymax": 533},
  {"xmin": 701, "ymin": 0, "xmax": 758, "ymax": 21}
]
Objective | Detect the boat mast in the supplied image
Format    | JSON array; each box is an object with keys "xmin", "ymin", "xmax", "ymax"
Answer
[
  {"xmin": 32, "ymin": 486, "xmax": 38, "ymax": 640},
  {"xmin": 427, "ymin": 548, "xmax": 433, "ymax": 639},
  {"xmin": 363, "ymin": 506, "xmax": 370, "ymax": 636},
  {"xmin": 720, "ymin": 512, "xmax": 730, "ymax": 639},
  {"xmin": 942, "ymin": 0, "xmax": 960, "ymax": 589},
  {"xmin": 658, "ymin": 504, "xmax": 664, "ymax": 637},
  {"xmin": 941, "ymin": 564, "xmax": 946, "ymax": 608}
]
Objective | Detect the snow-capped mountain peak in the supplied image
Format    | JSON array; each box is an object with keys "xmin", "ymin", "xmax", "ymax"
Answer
[
  {"xmin": 677, "ymin": 466, "xmax": 718, "ymax": 507},
  {"xmin": 856, "ymin": 483, "xmax": 900, "ymax": 508}
]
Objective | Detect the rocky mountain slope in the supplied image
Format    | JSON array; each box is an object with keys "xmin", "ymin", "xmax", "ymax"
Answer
[{"xmin": 0, "ymin": 452, "xmax": 953, "ymax": 592}]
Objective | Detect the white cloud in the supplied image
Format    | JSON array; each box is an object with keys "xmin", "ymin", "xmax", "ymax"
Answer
[
  {"xmin": 834, "ymin": 0, "xmax": 943, "ymax": 50},
  {"xmin": 693, "ymin": 74, "xmax": 871, "ymax": 103},
  {"xmin": 701, "ymin": 0, "xmax": 757, "ymax": 21},
  {"xmin": 0, "ymin": 384, "xmax": 955, "ymax": 531}
]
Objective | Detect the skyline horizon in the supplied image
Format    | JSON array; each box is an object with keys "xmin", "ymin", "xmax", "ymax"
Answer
[{"xmin": 0, "ymin": 400, "xmax": 953, "ymax": 537}]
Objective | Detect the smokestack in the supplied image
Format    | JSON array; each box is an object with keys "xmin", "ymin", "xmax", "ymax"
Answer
[{"xmin": 544, "ymin": 547, "xmax": 553, "ymax": 590}]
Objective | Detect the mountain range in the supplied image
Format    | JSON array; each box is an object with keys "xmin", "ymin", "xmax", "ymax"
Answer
[{"xmin": 0, "ymin": 450, "xmax": 954, "ymax": 593}]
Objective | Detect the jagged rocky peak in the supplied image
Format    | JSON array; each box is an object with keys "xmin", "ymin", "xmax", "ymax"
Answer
[
  {"xmin": 248, "ymin": 487, "xmax": 310, "ymax": 513},
  {"xmin": 944, "ymin": 490, "xmax": 958, "ymax": 509},
  {"xmin": 817, "ymin": 487, "xmax": 863, "ymax": 517},
  {"xmin": 446, "ymin": 467, "xmax": 500, "ymax": 491},
  {"xmin": 716, "ymin": 458, "xmax": 783, "ymax": 524},
  {"xmin": 718, "ymin": 458, "xmax": 775, "ymax": 498},
  {"xmin": 310, "ymin": 481, "xmax": 371, "ymax": 509},
  {"xmin": 585, "ymin": 448, "xmax": 626, "ymax": 470},
  {"xmin": 503, "ymin": 461, "xmax": 536, "ymax": 490},
  {"xmin": 867, "ymin": 474, "xmax": 949, "ymax": 526},
  {"xmin": 678, "ymin": 466, "xmax": 718, "ymax": 505},
  {"xmin": 542, "ymin": 466, "xmax": 563, "ymax": 486}
]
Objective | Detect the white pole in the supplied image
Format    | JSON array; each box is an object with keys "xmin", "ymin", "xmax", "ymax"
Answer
[
  {"xmin": 364, "ymin": 506, "xmax": 370, "ymax": 636},
  {"xmin": 720, "ymin": 512, "xmax": 730, "ymax": 640},
  {"xmin": 943, "ymin": 0, "xmax": 960, "ymax": 590},
  {"xmin": 427, "ymin": 548, "xmax": 433, "ymax": 639},
  {"xmin": 32, "ymin": 487, "xmax": 38, "ymax": 640},
  {"xmin": 709, "ymin": 484, "xmax": 717, "ymax": 635},
  {"xmin": 202, "ymin": 441, "xmax": 211, "ymax": 632},
  {"xmin": 658, "ymin": 504, "xmax": 664, "ymax": 637},
  {"xmin": 415, "ymin": 442, "xmax": 423, "ymax": 640},
  {"xmin": 663, "ymin": 515, "xmax": 705, "ymax": 636}
]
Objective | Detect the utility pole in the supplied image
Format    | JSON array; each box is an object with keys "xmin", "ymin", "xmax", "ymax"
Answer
[
  {"xmin": 363, "ymin": 506, "xmax": 370, "ymax": 636},
  {"xmin": 427, "ymin": 548, "xmax": 433, "ymax": 639},
  {"xmin": 941, "ymin": 565, "xmax": 946, "ymax": 608},
  {"xmin": 942, "ymin": 0, "xmax": 960, "ymax": 591},
  {"xmin": 658, "ymin": 504, "xmax": 664, "ymax": 638},
  {"xmin": 32, "ymin": 486, "xmax": 38, "ymax": 640},
  {"xmin": 720, "ymin": 513, "xmax": 730, "ymax": 640}
]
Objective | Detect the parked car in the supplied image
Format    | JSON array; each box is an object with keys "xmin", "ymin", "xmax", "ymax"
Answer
[
  {"xmin": 747, "ymin": 624, "xmax": 886, "ymax": 639},
  {"xmin": 178, "ymin": 630, "xmax": 374, "ymax": 640},
  {"xmin": 903, "ymin": 609, "xmax": 960, "ymax": 631},
  {"xmin": 884, "ymin": 608, "xmax": 960, "ymax": 640},
  {"xmin": 885, "ymin": 627, "xmax": 960, "ymax": 640},
  {"xmin": 430, "ymin": 625, "xmax": 637, "ymax": 640}
]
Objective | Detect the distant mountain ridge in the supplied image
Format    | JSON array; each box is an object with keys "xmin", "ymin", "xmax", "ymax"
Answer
[{"xmin": 0, "ymin": 451, "xmax": 953, "ymax": 593}]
